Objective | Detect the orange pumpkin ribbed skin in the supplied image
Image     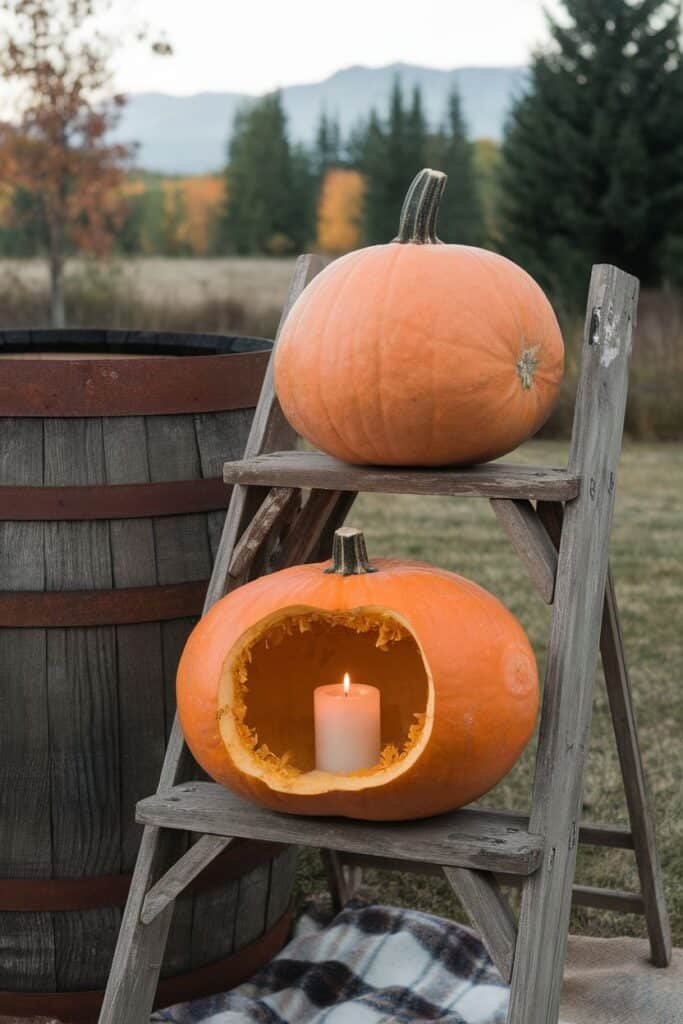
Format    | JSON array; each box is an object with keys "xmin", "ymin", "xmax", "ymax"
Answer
[
  {"xmin": 274, "ymin": 242, "xmax": 564, "ymax": 467},
  {"xmin": 177, "ymin": 558, "xmax": 539, "ymax": 821}
]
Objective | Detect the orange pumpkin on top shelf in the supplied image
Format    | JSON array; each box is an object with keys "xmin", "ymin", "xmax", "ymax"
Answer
[{"xmin": 275, "ymin": 168, "xmax": 564, "ymax": 467}]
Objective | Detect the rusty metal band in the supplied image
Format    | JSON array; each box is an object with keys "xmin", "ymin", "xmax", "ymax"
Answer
[
  {"xmin": 0, "ymin": 476, "xmax": 231, "ymax": 520},
  {"xmin": 0, "ymin": 839, "xmax": 285, "ymax": 911},
  {"xmin": 0, "ymin": 580, "xmax": 208, "ymax": 627},
  {"xmin": 0, "ymin": 902, "xmax": 293, "ymax": 1022},
  {"xmin": 0, "ymin": 350, "xmax": 269, "ymax": 416}
]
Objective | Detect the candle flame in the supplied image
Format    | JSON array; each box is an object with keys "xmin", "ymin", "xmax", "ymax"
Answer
[{"xmin": 343, "ymin": 672, "xmax": 350, "ymax": 696}]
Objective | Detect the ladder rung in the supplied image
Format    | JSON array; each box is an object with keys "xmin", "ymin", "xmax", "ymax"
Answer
[
  {"xmin": 223, "ymin": 451, "xmax": 581, "ymax": 502},
  {"xmin": 337, "ymin": 853, "xmax": 645, "ymax": 915},
  {"xmin": 136, "ymin": 782, "xmax": 545, "ymax": 877}
]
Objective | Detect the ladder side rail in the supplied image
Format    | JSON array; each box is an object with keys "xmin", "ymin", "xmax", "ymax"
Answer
[{"xmin": 507, "ymin": 264, "xmax": 638, "ymax": 1024}]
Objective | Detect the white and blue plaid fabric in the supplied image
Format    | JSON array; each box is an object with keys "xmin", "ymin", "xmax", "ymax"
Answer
[{"xmin": 152, "ymin": 899, "xmax": 509, "ymax": 1024}]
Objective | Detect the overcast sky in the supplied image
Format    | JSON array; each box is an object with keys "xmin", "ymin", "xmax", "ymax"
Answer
[{"xmin": 113, "ymin": 0, "xmax": 564, "ymax": 96}]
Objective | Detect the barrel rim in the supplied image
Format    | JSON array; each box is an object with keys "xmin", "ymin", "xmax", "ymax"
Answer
[{"xmin": 0, "ymin": 328, "xmax": 273, "ymax": 356}]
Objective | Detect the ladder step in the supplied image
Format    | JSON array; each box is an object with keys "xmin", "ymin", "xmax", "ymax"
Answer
[
  {"xmin": 136, "ymin": 782, "xmax": 544, "ymax": 876},
  {"xmin": 337, "ymin": 853, "xmax": 646, "ymax": 915},
  {"xmin": 223, "ymin": 451, "xmax": 581, "ymax": 501}
]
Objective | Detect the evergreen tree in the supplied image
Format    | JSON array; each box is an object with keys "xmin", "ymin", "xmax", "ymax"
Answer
[
  {"xmin": 314, "ymin": 111, "xmax": 341, "ymax": 178},
  {"xmin": 290, "ymin": 143, "xmax": 317, "ymax": 250},
  {"xmin": 405, "ymin": 86, "xmax": 428, "ymax": 175},
  {"xmin": 220, "ymin": 92, "xmax": 299, "ymax": 254},
  {"xmin": 501, "ymin": 0, "xmax": 683, "ymax": 298},
  {"xmin": 358, "ymin": 79, "xmax": 428, "ymax": 243},
  {"xmin": 357, "ymin": 109, "xmax": 390, "ymax": 243},
  {"xmin": 433, "ymin": 90, "xmax": 485, "ymax": 245}
]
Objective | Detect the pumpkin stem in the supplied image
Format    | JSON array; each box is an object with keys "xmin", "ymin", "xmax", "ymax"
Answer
[
  {"xmin": 325, "ymin": 527, "xmax": 378, "ymax": 576},
  {"xmin": 394, "ymin": 168, "xmax": 447, "ymax": 244}
]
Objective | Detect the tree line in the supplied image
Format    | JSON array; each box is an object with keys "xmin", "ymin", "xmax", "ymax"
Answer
[
  {"xmin": 1, "ymin": 0, "xmax": 682, "ymax": 326},
  {"xmin": 216, "ymin": 79, "xmax": 485, "ymax": 255},
  {"xmin": 216, "ymin": 0, "xmax": 683, "ymax": 302}
]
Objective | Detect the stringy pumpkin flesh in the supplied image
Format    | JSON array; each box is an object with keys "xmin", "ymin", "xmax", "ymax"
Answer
[{"xmin": 217, "ymin": 607, "xmax": 432, "ymax": 795}]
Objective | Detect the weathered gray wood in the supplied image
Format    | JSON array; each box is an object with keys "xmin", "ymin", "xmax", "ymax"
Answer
[
  {"xmin": 444, "ymin": 867, "xmax": 517, "ymax": 983},
  {"xmin": 490, "ymin": 498, "xmax": 558, "ymax": 602},
  {"xmin": 472, "ymin": 808, "xmax": 633, "ymax": 849},
  {"xmin": 228, "ymin": 486, "xmax": 300, "ymax": 585},
  {"xmin": 321, "ymin": 851, "xmax": 354, "ymax": 913},
  {"xmin": 568, "ymin": 884, "xmax": 644, "ymax": 914},
  {"xmin": 0, "ymin": 417, "xmax": 54, "ymax": 991},
  {"xmin": 193, "ymin": 399, "xmax": 294, "ymax": 971},
  {"xmin": 44, "ymin": 417, "xmax": 121, "ymax": 990},
  {"xmin": 600, "ymin": 569, "xmax": 672, "ymax": 965},
  {"xmin": 335, "ymin": 852, "xmax": 646, "ymax": 914},
  {"xmin": 98, "ymin": 823, "xmax": 183, "ymax": 1023},
  {"xmin": 99, "ymin": 255, "xmax": 322, "ymax": 1024},
  {"xmin": 535, "ymin": 500, "xmax": 564, "ymax": 548},
  {"xmin": 233, "ymin": 861, "xmax": 272, "ymax": 951},
  {"xmin": 102, "ymin": 416, "xmax": 167, "ymax": 874},
  {"xmin": 277, "ymin": 489, "xmax": 352, "ymax": 568},
  {"xmin": 537, "ymin": 497, "xmax": 670, "ymax": 964},
  {"xmin": 208, "ymin": 254, "xmax": 325, "ymax": 607},
  {"xmin": 137, "ymin": 782, "xmax": 544, "ymax": 875},
  {"xmin": 146, "ymin": 412, "xmax": 210, "ymax": 977},
  {"xmin": 194, "ymin": 408, "xmax": 253, "ymax": 558},
  {"xmin": 141, "ymin": 836, "xmax": 234, "ymax": 925},
  {"xmin": 224, "ymin": 451, "xmax": 580, "ymax": 501},
  {"xmin": 187, "ymin": 857, "xmax": 240, "ymax": 969},
  {"xmin": 265, "ymin": 848, "xmax": 298, "ymax": 928},
  {"xmin": 307, "ymin": 491, "xmax": 358, "ymax": 564},
  {"xmin": 508, "ymin": 265, "xmax": 639, "ymax": 1024},
  {"xmin": 336, "ymin": 804, "xmax": 633, "ymax": 852}
]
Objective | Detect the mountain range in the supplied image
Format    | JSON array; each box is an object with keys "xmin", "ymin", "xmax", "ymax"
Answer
[{"xmin": 114, "ymin": 63, "xmax": 527, "ymax": 175}]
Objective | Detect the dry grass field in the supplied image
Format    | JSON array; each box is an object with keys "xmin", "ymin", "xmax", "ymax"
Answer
[
  {"xmin": 295, "ymin": 440, "xmax": 683, "ymax": 946},
  {"xmin": 0, "ymin": 257, "xmax": 296, "ymax": 338}
]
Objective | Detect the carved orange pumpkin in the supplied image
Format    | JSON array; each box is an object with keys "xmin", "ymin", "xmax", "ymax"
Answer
[
  {"xmin": 177, "ymin": 529, "xmax": 539, "ymax": 821},
  {"xmin": 274, "ymin": 168, "xmax": 564, "ymax": 467}
]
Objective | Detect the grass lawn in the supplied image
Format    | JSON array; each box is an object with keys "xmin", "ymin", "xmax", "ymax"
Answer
[{"xmin": 294, "ymin": 439, "xmax": 683, "ymax": 946}]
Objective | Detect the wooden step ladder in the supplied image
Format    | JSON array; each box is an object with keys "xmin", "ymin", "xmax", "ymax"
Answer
[{"xmin": 98, "ymin": 256, "xmax": 671, "ymax": 1024}]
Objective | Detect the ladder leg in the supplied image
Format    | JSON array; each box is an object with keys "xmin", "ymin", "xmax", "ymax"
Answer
[
  {"xmin": 98, "ymin": 825, "xmax": 181, "ymax": 1023},
  {"xmin": 538, "ymin": 505, "xmax": 671, "ymax": 965},
  {"xmin": 507, "ymin": 265, "xmax": 639, "ymax": 1024},
  {"xmin": 601, "ymin": 567, "xmax": 672, "ymax": 965}
]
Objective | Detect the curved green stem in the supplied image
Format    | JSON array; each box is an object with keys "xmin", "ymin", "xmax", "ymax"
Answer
[{"xmin": 394, "ymin": 168, "xmax": 447, "ymax": 244}]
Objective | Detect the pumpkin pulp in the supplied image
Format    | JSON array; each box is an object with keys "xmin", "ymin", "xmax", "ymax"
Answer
[{"xmin": 217, "ymin": 605, "xmax": 433, "ymax": 795}]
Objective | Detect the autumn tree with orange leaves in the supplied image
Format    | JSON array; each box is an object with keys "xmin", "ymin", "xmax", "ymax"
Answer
[
  {"xmin": 0, "ymin": 0, "xmax": 169, "ymax": 326},
  {"xmin": 317, "ymin": 169, "xmax": 364, "ymax": 254}
]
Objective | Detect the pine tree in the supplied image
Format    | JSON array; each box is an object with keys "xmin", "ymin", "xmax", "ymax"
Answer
[
  {"xmin": 358, "ymin": 79, "xmax": 428, "ymax": 243},
  {"xmin": 220, "ymin": 92, "xmax": 298, "ymax": 254},
  {"xmin": 314, "ymin": 111, "xmax": 341, "ymax": 178},
  {"xmin": 432, "ymin": 89, "xmax": 485, "ymax": 245},
  {"xmin": 290, "ymin": 143, "xmax": 316, "ymax": 250},
  {"xmin": 358, "ymin": 109, "xmax": 390, "ymax": 243},
  {"xmin": 501, "ymin": 0, "xmax": 683, "ymax": 298}
]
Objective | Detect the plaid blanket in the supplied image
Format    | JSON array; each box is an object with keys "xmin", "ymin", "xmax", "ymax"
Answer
[{"xmin": 151, "ymin": 899, "xmax": 510, "ymax": 1023}]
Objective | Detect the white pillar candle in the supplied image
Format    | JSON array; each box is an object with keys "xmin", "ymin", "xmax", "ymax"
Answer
[{"xmin": 314, "ymin": 673, "xmax": 381, "ymax": 773}]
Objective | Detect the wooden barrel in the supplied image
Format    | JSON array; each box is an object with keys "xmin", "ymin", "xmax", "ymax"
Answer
[{"xmin": 0, "ymin": 330, "xmax": 296, "ymax": 1022}]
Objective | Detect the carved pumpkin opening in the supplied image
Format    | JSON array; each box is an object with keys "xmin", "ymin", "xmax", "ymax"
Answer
[{"xmin": 217, "ymin": 606, "xmax": 432, "ymax": 794}]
